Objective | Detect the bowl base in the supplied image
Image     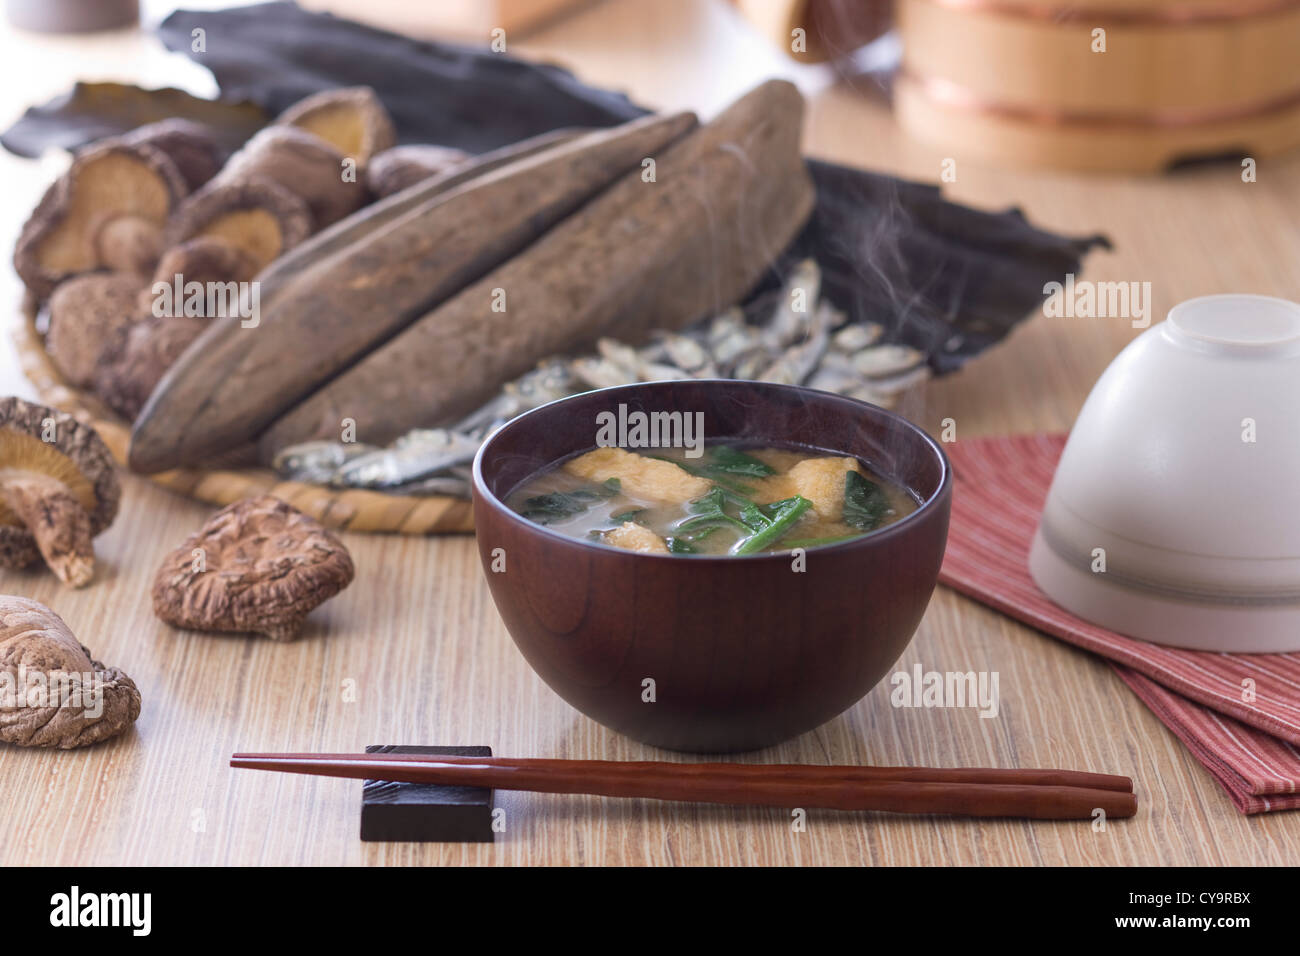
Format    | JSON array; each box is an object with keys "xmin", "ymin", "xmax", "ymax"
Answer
[{"xmin": 1029, "ymin": 529, "xmax": 1300, "ymax": 654}]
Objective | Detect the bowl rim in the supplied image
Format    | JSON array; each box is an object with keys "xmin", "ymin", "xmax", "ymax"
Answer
[{"xmin": 471, "ymin": 379, "xmax": 952, "ymax": 562}]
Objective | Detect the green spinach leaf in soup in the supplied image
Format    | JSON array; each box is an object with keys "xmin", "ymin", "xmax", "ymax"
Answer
[
  {"xmin": 703, "ymin": 446, "xmax": 776, "ymax": 478},
  {"xmin": 522, "ymin": 478, "xmax": 621, "ymax": 524},
  {"xmin": 674, "ymin": 484, "xmax": 812, "ymax": 554},
  {"xmin": 675, "ymin": 487, "xmax": 754, "ymax": 536},
  {"xmin": 843, "ymin": 470, "xmax": 894, "ymax": 531},
  {"xmin": 731, "ymin": 496, "xmax": 812, "ymax": 554}
]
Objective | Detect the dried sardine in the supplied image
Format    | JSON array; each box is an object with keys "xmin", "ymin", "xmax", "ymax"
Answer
[
  {"xmin": 331, "ymin": 430, "xmax": 481, "ymax": 489},
  {"xmin": 659, "ymin": 333, "xmax": 712, "ymax": 374},
  {"xmin": 851, "ymin": 345, "xmax": 925, "ymax": 379},
  {"xmin": 713, "ymin": 332, "xmax": 763, "ymax": 371},
  {"xmin": 273, "ymin": 439, "xmax": 377, "ymax": 483},
  {"xmin": 572, "ymin": 356, "xmax": 631, "ymax": 391},
  {"xmin": 815, "ymin": 351, "xmax": 856, "ymax": 375},
  {"xmin": 859, "ymin": 365, "xmax": 932, "ymax": 394},
  {"xmin": 634, "ymin": 339, "xmax": 671, "ymax": 364},
  {"xmin": 831, "ymin": 322, "xmax": 883, "ymax": 352},
  {"xmin": 805, "ymin": 364, "xmax": 864, "ymax": 395},
  {"xmin": 451, "ymin": 359, "xmax": 575, "ymax": 436},
  {"xmin": 705, "ymin": 310, "xmax": 762, "ymax": 370},
  {"xmin": 757, "ymin": 301, "xmax": 835, "ymax": 385},
  {"xmin": 393, "ymin": 428, "xmax": 481, "ymax": 452},
  {"xmin": 705, "ymin": 308, "xmax": 744, "ymax": 344},
  {"xmin": 596, "ymin": 337, "xmax": 643, "ymax": 377},
  {"xmin": 762, "ymin": 259, "xmax": 821, "ymax": 349},
  {"xmin": 732, "ymin": 350, "xmax": 772, "ymax": 381}
]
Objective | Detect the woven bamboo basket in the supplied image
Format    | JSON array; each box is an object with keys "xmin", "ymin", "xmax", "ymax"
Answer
[
  {"xmin": 895, "ymin": 0, "xmax": 1300, "ymax": 172},
  {"xmin": 13, "ymin": 307, "xmax": 476, "ymax": 535}
]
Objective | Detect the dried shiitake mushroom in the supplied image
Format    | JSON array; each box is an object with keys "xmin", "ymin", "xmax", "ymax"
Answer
[
  {"xmin": 152, "ymin": 495, "xmax": 355, "ymax": 641},
  {"xmin": 367, "ymin": 144, "xmax": 470, "ymax": 199},
  {"xmin": 0, "ymin": 596, "xmax": 140, "ymax": 748},
  {"xmin": 220, "ymin": 126, "xmax": 368, "ymax": 229},
  {"xmin": 45, "ymin": 272, "xmax": 146, "ymax": 388},
  {"xmin": 162, "ymin": 178, "xmax": 311, "ymax": 273},
  {"xmin": 14, "ymin": 141, "xmax": 188, "ymax": 299},
  {"xmin": 120, "ymin": 119, "xmax": 225, "ymax": 192},
  {"xmin": 275, "ymin": 86, "xmax": 396, "ymax": 166},
  {"xmin": 0, "ymin": 398, "xmax": 120, "ymax": 587},
  {"xmin": 94, "ymin": 314, "xmax": 207, "ymax": 422},
  {"xmin": 147, "ymin": 236, "xmax": 259, "ymax": 293}
]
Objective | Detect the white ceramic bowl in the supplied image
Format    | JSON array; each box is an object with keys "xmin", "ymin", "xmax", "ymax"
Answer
[{"xmin": 1029, "ymin": 294, "xmax": 1300, "ymax": 652}]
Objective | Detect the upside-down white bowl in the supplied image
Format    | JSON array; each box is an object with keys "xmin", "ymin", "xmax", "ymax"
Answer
[{"xmin": 1029, "ymin": 294, "xmax": 1300, "ymax": 653}]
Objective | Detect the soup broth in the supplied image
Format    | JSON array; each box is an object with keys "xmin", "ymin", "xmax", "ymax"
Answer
[{"xmin": 506, "ymin": 444, "xmax": 918, "ymax": 556}]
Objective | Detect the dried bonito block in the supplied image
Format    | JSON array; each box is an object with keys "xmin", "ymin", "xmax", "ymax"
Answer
[{"xmin": 261, "ymin": 79, "xmax": 815, "ymax": 453}]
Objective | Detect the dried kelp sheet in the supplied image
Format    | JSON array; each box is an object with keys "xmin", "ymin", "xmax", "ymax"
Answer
[
  {"xmin": 0, "ymin": 81, "xmax": 266, "ymax": 158},
  {"xmin": 3, "ymin": 1, "xmax": 1108, "ymax": 373},
  {"xmin": 166, "ymin": 1, "xmax": 646, "ymax": 154},
  {"xmin": 777, "ymin": 165, "xmax": 1109, "ymax": 373}
]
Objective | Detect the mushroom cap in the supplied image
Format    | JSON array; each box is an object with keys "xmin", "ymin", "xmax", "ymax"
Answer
[
  {"xmin": 0, "ymin": 398, "xmax": 120, "ymax": 568},
  {"xmin": 275, "ymin": 86, "xmax": 396, "ymax": 166},
  {"xmin": 0, "ymin": 595, "xmax": 141, "ymax": 748},
  {"xmin": 120, "ymin": 118, "xmax": 225, "ymax": 192},
  {"xmin": 221, "ymin": 125, "xmax": 368, "ymax": 229},
  {"xmin": 94, "ymin": 314, "xmax": 208, "ymax": 423},
  {"xmin": 163, "ymin": 178, "xmax": 312, "ymax": 273},
  {"xmin": 366, "ymin": 144, "xmax": 471, "ymax": 199},
  {"xmin": 152, "ymin": 495, "xmax": 355, "ymax": 641},
  {"xmin": 45, "ymin": 272, "xmax": 147, "ymax": 388},
  {"xmin": 14, "ymin": 141, "xmax": 189, "ymax": 300},
  {"xmin": 149, "ymin": 236, "xmax": 261, "ymax": 294}
]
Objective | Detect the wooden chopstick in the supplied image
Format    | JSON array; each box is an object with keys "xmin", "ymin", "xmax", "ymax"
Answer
[{"xmin": 231, "ymin": 753, "xmax": 1137, "ymax": 820}]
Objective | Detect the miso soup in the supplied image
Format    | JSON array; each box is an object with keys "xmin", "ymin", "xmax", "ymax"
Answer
[{"xmin": 506, "ymin": 444, "xmax": 918, "ymax": 555}]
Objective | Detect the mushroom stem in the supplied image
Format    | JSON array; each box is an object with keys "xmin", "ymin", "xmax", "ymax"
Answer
[
  {"xmin": 95, "ymin": 214, "xmax": 163, "ymax": 276},
  {"xmin": 0, "ymin": 475, "xmax": 95, "ymax": 587}
]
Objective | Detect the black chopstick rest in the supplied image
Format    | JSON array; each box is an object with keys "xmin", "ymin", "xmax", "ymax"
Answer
[{"xmin": 360, "ymin": 745, "xmax": 495, "ymax": 843}]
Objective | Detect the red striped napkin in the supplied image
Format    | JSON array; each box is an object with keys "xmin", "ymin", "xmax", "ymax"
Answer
[{"xmin": 940, "ymin": 434, "xmax": 1300, "ymax": 813}]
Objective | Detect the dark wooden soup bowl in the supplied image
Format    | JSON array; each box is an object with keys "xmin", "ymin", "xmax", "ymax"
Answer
[{"xmin": 472, "ymin": 380, "xmax": 951, "ymax": 753}]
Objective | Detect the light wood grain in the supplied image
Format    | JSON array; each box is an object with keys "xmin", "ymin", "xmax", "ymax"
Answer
[
  {"xmin": 894, "ymin": 0, "xmax": 1300, "ymax": 172},
  {"xmin": 1, "ymin": 0, "xmax": 1299, "ymax": 866}
]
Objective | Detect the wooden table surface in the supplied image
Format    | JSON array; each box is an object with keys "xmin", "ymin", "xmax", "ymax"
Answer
[{"xmin": 1, "ymin": 0, "xmax": 1299, "ymax": 866}]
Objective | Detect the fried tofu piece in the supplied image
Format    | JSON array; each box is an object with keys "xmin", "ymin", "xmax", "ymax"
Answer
[
  {"xmin": 564, "ymin": 447, "xmax": 710, "ymax": 503},
  {"xmin": 755, "ymin": 456, "xmax": 860, "ymax": 520},
  {"xmin": 604, "ymin": 521, "xmax": 670, "ymax": 554}
]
